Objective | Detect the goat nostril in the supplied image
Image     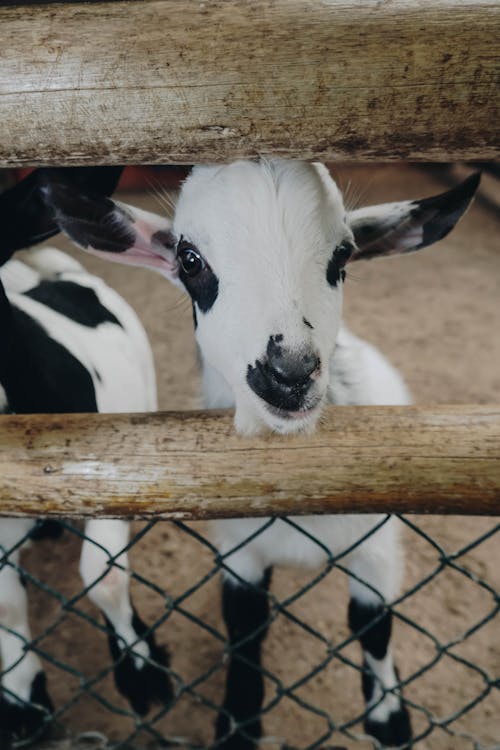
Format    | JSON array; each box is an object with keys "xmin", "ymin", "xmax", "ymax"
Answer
[{"xmin": 303, "ymin": 353, "xmax": 321, "ymax": 379}]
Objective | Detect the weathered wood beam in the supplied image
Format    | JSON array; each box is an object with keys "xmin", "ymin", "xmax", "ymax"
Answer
[
  {"xmin": 1, "ymin": 405, "xmax": 499, "ymax": 519},
  {"xmin": 0, "ymin": 1, "xmax": 498, "ymax": 166}
]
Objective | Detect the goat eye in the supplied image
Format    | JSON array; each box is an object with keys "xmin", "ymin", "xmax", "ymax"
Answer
[
  {"xmin": 178, "ymin": 245, "xmax": 204, "ymax": 277},
  {"xmin": 334, "ymin": 241, "xmax": 354, "ymax": 267}
]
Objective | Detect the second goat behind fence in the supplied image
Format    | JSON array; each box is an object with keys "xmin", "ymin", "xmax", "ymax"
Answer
[
  {"xmin": 0, "ymin": 169, "xmax": 172, "ymax": 745},
  {"xmin": 45, "ymin": 160, "xmax": 479, "ymax": 749}
]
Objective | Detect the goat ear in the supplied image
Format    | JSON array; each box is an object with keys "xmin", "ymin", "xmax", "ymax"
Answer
[
  {"xmin": 347, "ymin": 173, "xmax": 480, "ymax": 262},
  {"xmin": 42, "ymin": 180, "xmax": 180, "ymax": 284},
  {"xmin": 1, "ymin": 167, "xmax": 123, "ymax": 265}
]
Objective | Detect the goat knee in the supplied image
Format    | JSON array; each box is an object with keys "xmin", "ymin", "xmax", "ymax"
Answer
[{"xmin": 79, "ymin": 528, "xmax": 172, "ymax": 715}]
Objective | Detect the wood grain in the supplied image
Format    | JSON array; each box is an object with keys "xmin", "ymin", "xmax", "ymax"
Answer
[
  {"xmin": 0, "ymin": 1, "xmax": 498, "ymax": 166},
  {"xmin": 0, "ymin": 405, "xmax": 499, "ymax": 519}
]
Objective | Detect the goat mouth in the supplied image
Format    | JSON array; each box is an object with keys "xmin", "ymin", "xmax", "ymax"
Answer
[{"xmin": 264, "ymin": 398, "xmax": 322, "ymax": 422}]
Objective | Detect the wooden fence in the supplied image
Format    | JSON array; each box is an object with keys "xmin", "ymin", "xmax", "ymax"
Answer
[
  {"xmin": 1, "ymin": 406, "xmax": 499, "ymax": 518},
  {"xmin": 0, "ymin": 0, "xmax": 498, "ymax": 166},
  {"xmin": 0, "ymin": 0, "xmax": 498, "ymax": 520}
]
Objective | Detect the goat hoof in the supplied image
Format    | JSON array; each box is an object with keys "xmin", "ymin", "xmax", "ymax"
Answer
[
  {"xmin": 215, "ymin": 713, "xmax": 260, "ymax": 750},
  {"xmin": 106, "ymin": 612, "xmax": 173, "ymax": 715},
  {"xmin": 0, "ymin": 672, "xmax": 53, "ymax": 745},
  {"xmin": 113, "ymin": 646, "xmax": 173, "ymax": 716},
  {"xmin": 364, "ymin": 703, "xmax": 412, "ymax": 748}
]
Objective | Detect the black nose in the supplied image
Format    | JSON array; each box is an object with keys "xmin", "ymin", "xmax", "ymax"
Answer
[
  {"xmin": 246, "ymin": 335, "xmax": 321, "ymax": 413},
  {"xmin": 267, "ymin": 342, "xmax": 320, "ymax": 386}
]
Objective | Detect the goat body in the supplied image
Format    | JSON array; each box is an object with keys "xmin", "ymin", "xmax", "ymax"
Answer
[
  {"xmin": 45, "ymin": 159, "xmax": 479, "ymax": 749},
  {"xmin": 0, "ymin": 172, "xmax": 172, "ymax": 744}
]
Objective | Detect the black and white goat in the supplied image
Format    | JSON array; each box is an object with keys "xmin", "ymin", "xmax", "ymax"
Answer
[
  {"xmin": 45, "ymin": 160, "xmax": 479, "ymax": 749},
  {"xmin": 0, "ymin": 169, "xmax": 172, "ymax": 743}
]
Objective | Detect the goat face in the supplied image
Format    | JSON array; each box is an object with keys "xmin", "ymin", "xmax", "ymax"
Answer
[
  {"xmin": 172, "ymin": 161, "xmax": 349, "ymax": 433},
  {"xmin": 43, "ymin": 160, "xmax": 479, "ymax": 435}
]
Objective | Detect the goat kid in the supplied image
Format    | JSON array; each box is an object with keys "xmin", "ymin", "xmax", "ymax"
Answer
[
  {"xmin": 45, "ymin": 160, "xmax": 479, "ymax": 749},
  {"xmin": 0, "ymin": 169, "xmax": 172, "ymax": 744}
]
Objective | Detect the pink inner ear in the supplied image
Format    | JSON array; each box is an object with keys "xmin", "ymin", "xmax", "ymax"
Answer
[
  {"xmin": 103, "ymin": 205, "xmax": 181, "ymax": 280},
  {"xmin": 84, "ymin": 245, "xmax": 178, "ymax": 278},
  {"xmin": 131, "ymin": 219, "xmax": 179, "ymax": 277}
]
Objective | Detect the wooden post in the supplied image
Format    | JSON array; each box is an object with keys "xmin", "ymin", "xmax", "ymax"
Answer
[
  {"xmin": 0, "ymin": 405, "xmax": 499, "ymax": 519},
  {"xmin": 0, "ymin": 0, "xmax": 498, "ymax": 166}
]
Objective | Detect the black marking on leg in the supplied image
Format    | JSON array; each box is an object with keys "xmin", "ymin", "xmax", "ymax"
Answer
[
  {"xmin": 105, "ymin": 609, "xmax": 173, "ymax": 716},
  {"xmin": 365, "ymin": 704, "xmax": 412, "ymax": 748},
  {"xmin": 361, "ymin": 659, "xmax": 375, "ymax": 704},
  {"xmin": 215, "ymin": 568, "xmax": 272, "ymax": 749},
  {"xmin": 361, "ymin": 661, "xmax": 412, "ymax": 746},
  {"xmin": 348, "ymin": 599, "xmax": 392, "ymax": 660},
  {"xmin": 302, "ymin": 317, "xmax": 314, "ymax": 330},
  {"xmin": 349, "ymin": 602, "xmax": 413, "ymax": 747},
  {"xmin": 0, "ymin": 671, "xmax": 53, "ymax": 744}
]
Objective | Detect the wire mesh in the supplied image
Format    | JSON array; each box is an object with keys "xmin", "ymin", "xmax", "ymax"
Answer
[{"xmin": 1, "ymin": 514, "xmax": 498, "ymax": 750}]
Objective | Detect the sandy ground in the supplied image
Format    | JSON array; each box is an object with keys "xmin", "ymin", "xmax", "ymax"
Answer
[{"xmin": 13, "ymin": 164, "xmax": 500, "ymax": 749}]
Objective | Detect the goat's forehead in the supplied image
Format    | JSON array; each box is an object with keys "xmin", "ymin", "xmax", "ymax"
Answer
[{"xmin": 174, "ymin": 160, "xmax": 346, "ymax": 246}]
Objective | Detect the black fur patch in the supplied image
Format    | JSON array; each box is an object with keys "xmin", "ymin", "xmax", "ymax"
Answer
[
  {"xmin": 361, "ymin": 659, "xmax": 375, "ymax": 704},
  {"xmin": 326, "ymin": 255, "xmax": 342, "ymax": 287},
  {"xmin": 26, "ymin": 281, "xmax": 122, "ymax": 329},
  {"xmin": 105, "ymin": 609, "xmax": 173, "ymax": 716},
  {"xmin": 215, "ymin": 569, "xmax": 272, "ymax": 748},
  {"xmin": 0, "ymin": 671, "xmax": 53, "ymax": 744},
  {"xmin": 180, "ymin": 264, "xmax": 219, "ymax": 313},
  {"xmin": 1, "ymin": 306, "xmax": 97, "ymax": 413},
  {"xmin": 42, "ymin": 182, "xmax": 135, "ymax": 254},
  {"xmin": 348, "ymin": 599, "xmax": 392, "ymax": 660},
  {"xmin": 1, "ymin": 166, "xmax": 123, "ymax": 266},
  {"xmin": 365, "ymin": 705, "xmax": 412, "ymax": 748},
  {"xmin": 152, "ymin": 229, "xmax": 176, "ymax": 249},
  {"xmin": 414, "ymin": 172, "xmax": 481, "ymax": 249},
  {"xmin": 29, "ymin": 520, "xmax": 64, "ymax": 541},
  {"xmin": 327, "ymin": 242, "xmax": 353, "ymax": 287}
]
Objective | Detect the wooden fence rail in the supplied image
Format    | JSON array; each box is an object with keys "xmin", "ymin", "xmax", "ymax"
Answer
[
  {"xmin": 1, "ymin": 405, "xmax": 499, "ymax": 519},
  {"xmin": 0, "ymin": 0, "xmax": 498, "ymax": 166}
]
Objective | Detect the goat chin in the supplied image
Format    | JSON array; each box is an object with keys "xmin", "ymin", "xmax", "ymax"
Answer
[{"xmin": 233, "ymin": 395, "xmax": 323, "ymax": 436}]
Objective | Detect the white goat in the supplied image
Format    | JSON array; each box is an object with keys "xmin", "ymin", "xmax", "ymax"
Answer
[
  {"xmin": 45, "ymin": 160, "xmax": 478, "ymax": 749},
  {"xmin": 0, "ymin": 169, "xmax": 172, "ymax": 744}
]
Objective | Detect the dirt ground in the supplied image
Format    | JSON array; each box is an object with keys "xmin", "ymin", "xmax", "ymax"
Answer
[{"xmin": 17, "ymin": 164, "xmax": 500, "ymax": 749}]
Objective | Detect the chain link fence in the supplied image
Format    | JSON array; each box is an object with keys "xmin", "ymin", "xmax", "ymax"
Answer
[{"xmin": 1, "ymin": 514, "xmax": 498, "ymax": 750}]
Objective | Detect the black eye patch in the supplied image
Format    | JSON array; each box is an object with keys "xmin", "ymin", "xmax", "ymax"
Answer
[
  {"xmin": 326, "ymin": 241, "xmax": 354, "ymax": 287},
  {"xmin": 176, "ymin": 238, "xmax": 219, "ymax": 314}
]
